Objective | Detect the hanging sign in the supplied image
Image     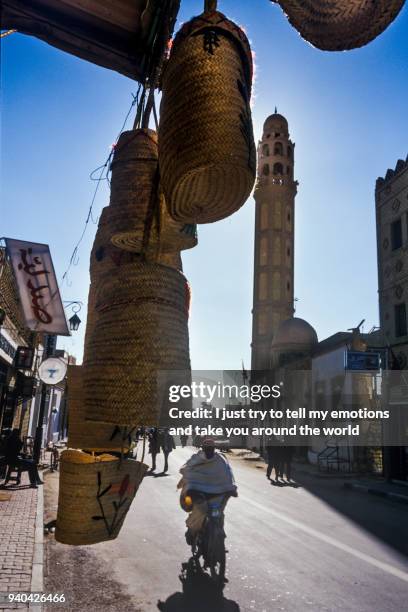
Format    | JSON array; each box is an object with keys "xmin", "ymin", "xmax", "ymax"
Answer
[
  {"xmin": 5, "ymin": 238, "xmax": 69, "ymax": 336},
  {"xmin": 39, "ymin": 357, "xmax": 67, "ymax": 385}
]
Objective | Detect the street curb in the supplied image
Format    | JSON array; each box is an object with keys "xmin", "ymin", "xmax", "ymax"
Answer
[
  {"xmin": 29, "ymin": 471, "xmax": 44, "ymax": 612},
  {"xmin": 343, "ymin": 481, "xmax": 408, "ymax": 505}
]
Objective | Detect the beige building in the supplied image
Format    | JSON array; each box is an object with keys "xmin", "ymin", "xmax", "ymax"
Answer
[
  {"xmin": 251, "ymin": 111, "xmax": 298, "ymax": 371},
  {"xmin": 376, "ymin": 156, "xmax": 408, "ymax": 368}
]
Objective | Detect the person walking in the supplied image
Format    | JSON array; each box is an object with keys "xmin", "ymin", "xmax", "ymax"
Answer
[
  {"xmin": 159, "ymin": 429, "xmax": 176, "ymax": 473},
  {"xmin": 148, "ymin": 428, "xmax": 160, "ymax": 471}
]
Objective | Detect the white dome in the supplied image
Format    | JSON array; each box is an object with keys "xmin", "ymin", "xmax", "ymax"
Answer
[{"xmin": 271, "ymin": 317, "xmax": 318, "ymax": 354}]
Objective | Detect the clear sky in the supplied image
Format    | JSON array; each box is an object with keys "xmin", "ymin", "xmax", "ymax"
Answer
[{"xmin": 1, "ymin": 0, "xmax": 408, "ymax": 369}]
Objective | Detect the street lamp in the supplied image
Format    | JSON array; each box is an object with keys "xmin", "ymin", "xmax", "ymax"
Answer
[
  {"xmin": 68, "ymin": 313, "xmax": 81, "ymax": 331},
  {"xmin": 63, "ymin": 301, "xmax": 82, "ymax": 332}
]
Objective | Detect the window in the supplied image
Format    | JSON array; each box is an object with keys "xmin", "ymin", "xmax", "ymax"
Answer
[
  {"xmin": 273, "ymin": 202, "xmax": 282, "ymax": 229},
  {"xmin": 262, "ymin": 164, "xmax": 270, "ymax": 176},
  {"xmin": 259, "ymin": 273, "xmax": 268, "ymax": 300},
  {"xmin": 287, "ymin": 246, "xmax": 291, "ymax": 257},
  {"xmin": 272, "ymin": 272, "xmax": 281, "ymax": 300},
  {"xmin": 274, "ymin": 142, "xmax": 283, "ymax": 155},
  {"xmin": 391, "ymin": 219, "xmax": 403, "ymax": 250},
  {"xmin": 259, "ymin": 237, "xmax": 268, "ymax": 266},
  {"xmin": 286, "ymin": 166, "xmax": 290, "ymax": 175},
  {"xmin": 287, "ymin": 145, "xmax": 292, "ymax": 158},
  {"xmin": 258, "ymin": 313, "xmax": 267, "ymax": 335},
  {"xmin": 395, "ymin": 303, "xmax": 407, "ymax": 337},
  {"xmin": 273, "ymin": 162, "xmax": 283, "ymax": 175},
  {"xmin": 287, "ymin": 281, "xmax": 291, "ymax": 292},
  {"xmin": 262, "ymin": 144, "xmax": 270, "ymax": 156},
  {"xmin": 260, "ymin": 204, "xmax": 268, "ymax": 230},
  {"xmin": 272, "ymin": 236, "xmax": 281, "ymax": 265}
]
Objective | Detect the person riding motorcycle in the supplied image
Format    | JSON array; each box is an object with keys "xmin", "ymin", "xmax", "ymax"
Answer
[{"xmin": 177, "ymin": 438, "xmax": 237, "ymax": 544}]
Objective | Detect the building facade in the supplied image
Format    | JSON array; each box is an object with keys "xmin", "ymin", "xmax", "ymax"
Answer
[
  {"xmin": 251, "ymin": 111, "xmax": 298, "ymax": 371},
  {"xmin": 375, "ymin": 155, "xmax": 408, "ymax": 481}
]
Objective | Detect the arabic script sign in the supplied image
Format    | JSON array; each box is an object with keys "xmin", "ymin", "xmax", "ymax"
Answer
[{"xmin": 5, "ymin": 238, "xmax": 70, "ymax": 336}]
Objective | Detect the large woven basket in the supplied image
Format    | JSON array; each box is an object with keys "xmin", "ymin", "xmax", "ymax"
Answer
[
  {"xmin": 276, "ymin": 0, "xmax": 405, "ymax": 51},
  {"xmin": 83, "ymin": 261, "xmax": 191, "ymax": 427},
  {"xmin": 105, "ymin": 129, "xmax": 198, "ymax": 254},
  {"xmin": 66, "ymin": 365, "xmax": 134, "ymax": 452},
  {"xmin": 159, "ymin": 10, "xmax": 256, "ymax": 224},
  {"xmin": 55, "ymin": 450, "xmax": 148, "ymax": 545}
]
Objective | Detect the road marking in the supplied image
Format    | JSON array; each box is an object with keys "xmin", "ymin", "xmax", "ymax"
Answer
[{"xmin": 240, "ymin": 494, "xmax": 408, "ymax": 583}]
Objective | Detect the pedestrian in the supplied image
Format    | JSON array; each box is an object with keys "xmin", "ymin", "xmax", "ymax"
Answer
[
  {"xmin": 281, "ymin": 445, "xmax": 295, "ymax": 481},
  {"xmin": 1, "ymin": 429, "xmax": 43, "ymax": 488},
  {"xmin": 265, "ymin": 435, "xmax": 283, "ymax": 482},
  {"xmin": 180, "ymin": 434, "xmax": 188, "ymax": 447},
  {"xmin": 148, "ymin": 428, "xmax": 160, "ymax": 471},
  {"xmin": 159, "ymin": 429, "xmax": 176, "ymax": 473}
]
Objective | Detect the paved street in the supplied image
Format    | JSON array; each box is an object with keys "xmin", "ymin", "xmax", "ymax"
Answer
[{"xmin": 65, "ymin": 447, "xmax": 407, "ymax": 612}]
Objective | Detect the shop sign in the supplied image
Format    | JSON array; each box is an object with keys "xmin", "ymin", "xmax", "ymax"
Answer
[{"xmin": 5, "ymin": 238, "xmax": 69, "ymax": 336}]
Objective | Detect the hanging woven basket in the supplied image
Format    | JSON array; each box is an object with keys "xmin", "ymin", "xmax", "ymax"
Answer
[
  {"xmin": 83, "ymin": 261, "xmax": 192, "ymax": 427},
  {"xmin": 105, "ymin": 129, "xmax": 198, "ymax": 254},
  {"xmin": 55, "ymin": 450, "xmax": 148, "ymax": 545},
  {"xmin": 159, "ymin": 10, "xmax": 256, "ymax": 224},
  {"xmin": 157, "ymin": 250, "xmax": 183, "ymax": 271},
  {"xmin": 276, "ymin": 0, "xmax": 405, "ymax": 51},
  {"xmin": 66, "ymin": 365, "xmax": 134, "ymax": 452}
]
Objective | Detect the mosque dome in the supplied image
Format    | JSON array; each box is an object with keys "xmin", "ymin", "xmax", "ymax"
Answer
[
  {"xmin": 271, "ymin": 317, "xmax": 318, "ymax": 355},
  {"xmin": 264, "ymin": 111, "xmax": 288, "ymax": 134}
]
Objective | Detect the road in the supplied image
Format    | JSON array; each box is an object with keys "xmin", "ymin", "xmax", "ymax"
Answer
[{"xmin": 80, "ymin": 446, "xmax": 408, "ymax": 612}]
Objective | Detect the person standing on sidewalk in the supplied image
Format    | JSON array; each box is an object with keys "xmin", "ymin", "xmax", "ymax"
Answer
[{"xmin": 2, "ymin": 429, "xmax": 43, "ymax": 488}]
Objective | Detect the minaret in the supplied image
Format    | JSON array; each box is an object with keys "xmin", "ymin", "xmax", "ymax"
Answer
[{"xmin": 251, "ymin": 110, "xmax": 298, "ymax": 371}]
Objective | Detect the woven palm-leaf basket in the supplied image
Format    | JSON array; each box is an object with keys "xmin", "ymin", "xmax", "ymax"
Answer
[
  {"xmin": 276, "ymin": 0, "xmax": 405, "ymax": 51},
  {"xmin": 66, "ymin": 365, "xmax": 134, "ymax": 452},
  {"xmin": 83, "ymin": 261, "xmax": 192, "ymax": 427},
  {"xmin": 105, "ymin": 129, "xmax": 198, "ymax": 254},
  {"xmin": 159, "ymin": 10, "xmax": 256, "ymax": 224},
  {"xmin": 55, "ymin": 450, "xmax": 148, "ymax": 545},
  {"xmin": 157, "ymin": 250, "xmax": 183, "ymax": 271}
]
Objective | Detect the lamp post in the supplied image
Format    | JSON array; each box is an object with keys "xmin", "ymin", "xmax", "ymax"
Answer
[{"xmin": 32, "ymin": 301, "xmax": 82, "ymax": 465}]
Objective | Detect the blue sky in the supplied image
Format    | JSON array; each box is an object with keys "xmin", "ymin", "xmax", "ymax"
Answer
[{"xmin": 1, "ymin": 0, "xmax": 407, "ymax": 369}]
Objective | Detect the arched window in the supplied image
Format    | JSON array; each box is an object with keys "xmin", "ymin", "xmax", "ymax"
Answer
[
  {"xmin": 274, "ymin": 142, "xmax": 283, "ymax": 155},
  {"xmin": 262, "ymin": 144, "xmax": 270, "ymax": 156},
  {"xmin": 259, "ymin": 237, "xmax": 268, "ymax": 266},
  {"xmin": 287, "ymin": 145, "xmax": 292, "ymax": 158},
  {"xmin": 273, "ymin": 202, "xmax": 282, "ymax": 229},
  {"xmin": 259, "ymin": 273, "xmax": 268, "ymax": 300},
  {"xmin": 272, "ymin": 236, "xmax": 281, "ymax": 265},
  {"xmin": 260, "ymin": 204, "xmax": 268, "ymax": 230},
  {"xmin": 262, "ymin": 164, "xmax": 270, "ymax": 176},
  {"xmin": 258, "ymin": 313, "xmax": 267, "ymax": 335},
  {"xmin": 272, "ymin": 272, "xmax": 281, "ymax": 300},
  {"xmin": 273, "ymin": 162, "xmax": 283, "ymax": 175}
]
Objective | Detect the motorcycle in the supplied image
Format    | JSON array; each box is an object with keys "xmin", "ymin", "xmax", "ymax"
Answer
[{"xmin": 184, "ymin": 491, "xmax": 233, "ymax": 587}]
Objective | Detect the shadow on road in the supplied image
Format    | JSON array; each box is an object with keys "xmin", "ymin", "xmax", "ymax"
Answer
[
  {"xmin": 157, "ymin": 558, "xmax": 240, "ymax": 612},
  {"xmin": 293, "ymin": 468, "xmax": 408, "ymax": 558}
]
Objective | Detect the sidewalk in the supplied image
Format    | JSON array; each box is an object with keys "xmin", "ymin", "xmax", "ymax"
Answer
[
  {"xmin": 0, "ymin": 474, "xmax": 43, "ymax": 610},
  {"xmin": 228, "ymin": 448, "xmax": 408, "ymax": 504}
]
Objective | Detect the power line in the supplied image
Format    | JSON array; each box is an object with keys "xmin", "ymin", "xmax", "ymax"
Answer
[{"xmin": 61, "ymin": 88, "xmax": 141, "ymax": 287}]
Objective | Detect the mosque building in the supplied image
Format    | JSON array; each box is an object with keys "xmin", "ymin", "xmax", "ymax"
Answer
[{"xmin": 250, "ymin": 110, "xmax": 317, "ymax": 372}]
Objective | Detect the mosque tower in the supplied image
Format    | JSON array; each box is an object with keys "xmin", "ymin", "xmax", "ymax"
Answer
[{"xmin": 251, "ymin": 110, "xmax": 298, "ymax": 371}]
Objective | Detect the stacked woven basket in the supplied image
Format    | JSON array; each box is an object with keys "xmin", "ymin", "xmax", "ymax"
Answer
[{"xmin": 58, "ymin": 6, "xmax": 256, "ymax": 546}]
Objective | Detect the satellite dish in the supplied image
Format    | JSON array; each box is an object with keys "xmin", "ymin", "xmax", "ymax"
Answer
[{"xmin": 38, "ymin": 357, "xmax": 67, "ymax": 385}]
